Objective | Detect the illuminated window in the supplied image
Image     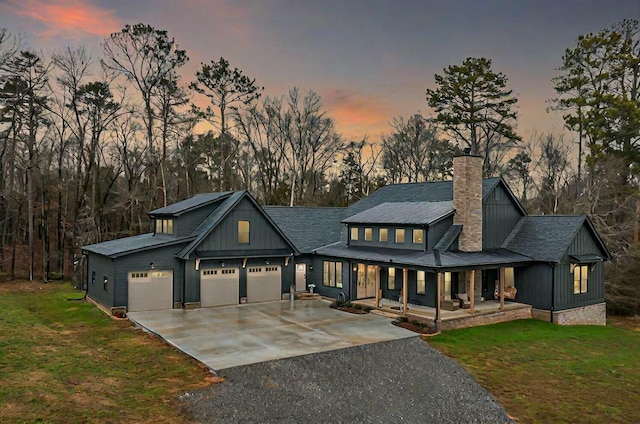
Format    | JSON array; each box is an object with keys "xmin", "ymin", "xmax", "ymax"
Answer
[
  {"xmin": 388, "ymin": 267, "xmax": 396, "ymax": 290},
  {"xmin": 417, "ymin": 271, "xmax": 425, "ymax": 294},
  {"xmin": 413, "ymin": 229, "xmax": 424, "ymax": 244},
  {"xmin": 443, "ymin": 272, "xmax": 451, "ymax": 299},
  {"xmin": 351, "ymin": 227, "xmax": 359, "ymax": 241},
  {"xmin": 238, "ymin": 220, "xmax": 250, "ymax": 244},
  {"xmin": 395, "ymin": 229, "xmax": 405, "ymax": 243},
  {"xmin": 573, "ymin": 265, "xmax": 588, "ymax": 294},
  {"xmin": 365, "ymin": 228, "xmax": 373, "ymax": 241},
  {"xmin": 322, "ymin": 261, "xmax": 343, "ymax": 288},
  {"xmin": 155, "ymin": 219, "xmax": 174, "ymax": 234},
  {"xmin": 505, "ymin": 267, "xmax": 514, "ymax": 286},
  {"xmin": 379, "ymin": 228, "xmax": 388, "ymax": 242}
]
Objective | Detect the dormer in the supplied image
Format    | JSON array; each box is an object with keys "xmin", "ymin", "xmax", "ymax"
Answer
[{"xmin": 342, "ymin": 201, "xmax": 454, "ymax": 251}]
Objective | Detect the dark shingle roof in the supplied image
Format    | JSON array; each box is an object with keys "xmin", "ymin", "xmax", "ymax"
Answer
[
  {"xmin": 346, "ymin": 178, "xmax": 501, "ymax": 217},
  {"xmin": 264, "ymin": 206, "xmax": 346, "ymax": 253},
  {"xmin": 433, "ymin": 224, "xmax": 463, "ymax": 251},
  {"xmin": 82, "ymin": 233, "xmax": 193, "ymax": 258},
  {"xmin": 315, "ymin": 242, "xmax": 533, "ymax": 270},
  {"xmin": 343, "ymin": 201, "xmax": 453, "ymax": 225},
  {"xmin": 502, "ymin": 215, "xmax": 590, "ymax": 263},
  {"xmin": 149, "ymin": 192, "xmax": 232, "ymax": 216}
]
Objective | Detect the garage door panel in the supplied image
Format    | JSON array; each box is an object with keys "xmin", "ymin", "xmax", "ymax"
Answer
[
  {"xmin": 128, "ymin": 270, "xmax": 173, "ymax": 312},
  {"xmin": 247, "ymin": 266, "xmax": 282, "ymax": 303},
  {"xmin": 201, "ymin": 268, "xmax": 239, "ymax": 307}
]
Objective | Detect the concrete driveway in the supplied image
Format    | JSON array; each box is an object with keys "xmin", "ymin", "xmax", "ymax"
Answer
[{"xmin": 127, "ymin": 299, "xmax": 415, "ymax": 371}]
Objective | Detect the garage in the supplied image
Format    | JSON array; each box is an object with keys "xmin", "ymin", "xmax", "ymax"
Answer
[
  {"xmin": 128, "ymin": 270, "xmax": 173, "ymax": 312},
  {"xmin": 201, "ymin": 267, "xmax": 239, "ymax": 307},
  {"xmin": 247, "ymin": 265, "xmax": 282, "ymax": 302}
]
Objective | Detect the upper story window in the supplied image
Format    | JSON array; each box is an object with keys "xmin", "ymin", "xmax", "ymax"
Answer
[
  {"xmin": 379, "ymin": 228, "xmax": 388, "ymax": 242},
  {"xmin": 155, "ymin": 218, "xmax": 174, "ymax": 235},
  {"xmin": 395, "ymin": 228, "xmax": 405, "ymax": 243},
  {"xmin": 351, "ymin": 227, "xmax": 359, "ymax": 241},
  {"xmin": 413, "ymin": 229, "xmax": 424, "ymax": 244},
  {"xmin": 364, "ymin": 227, "xmax": 373, "ymax": 241},
  {"xmin": 238, "ymin": 220, "xmax": 250, "ymax": 244}
]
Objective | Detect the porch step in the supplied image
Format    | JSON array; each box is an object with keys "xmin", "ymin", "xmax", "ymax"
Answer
[
  {"xmin": 371, "ymin": 309, "xmax": 402, "ymax": 320},
  {"xmin": 296, "ymin": 292, "xmax": 321, "ymax": 300}
]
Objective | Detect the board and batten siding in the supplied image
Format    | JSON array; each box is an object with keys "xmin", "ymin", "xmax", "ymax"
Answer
[
  {"xmin": 482, "ymin": 183, "xmax": 524, "ymax": 249},
  {"xmin": 172, "ymin": 204, "xmax": 220, "ymax": 237},
  {"xmin": 112, "ymin": 244, "xmax": 187, "ymax": 308},
  {"xmin": 86, "ymin": 253, "xmax": 116, "ymax": 308},
  {"xmin": 197, "ymin": 197, "xmax": 290, "ymax": 252},
  {"xmin": 513, "ymin": 264, "xmax": 553, "ymax": 310},
  {"xmin": 554, "ymin": 224, "xmax": 607, "ymax": 311}
]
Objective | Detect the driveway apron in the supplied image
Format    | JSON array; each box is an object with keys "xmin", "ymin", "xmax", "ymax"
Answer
[{"xmin": 127, "ymin": 299, "xmax": 416, "ymax": 370}]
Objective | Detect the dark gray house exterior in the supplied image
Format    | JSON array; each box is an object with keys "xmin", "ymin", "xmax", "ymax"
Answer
[{"xmin": 83, "ymin": 154, "xmax": 610, "ymax": 325}]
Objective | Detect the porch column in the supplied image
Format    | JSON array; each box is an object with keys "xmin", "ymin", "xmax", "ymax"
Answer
[
  {"xmin": 469, "ymin": 269, "xmax": 476, "ymax": 314},
  {"xmin": 499, "ymin": 267, "xmax": 505, "ymax": 311},
  {"xmin": 436, "ymin": 272, "xmax": 442, "ymax": 323},
  {"xmin": 375, "ymin": 266, "xmax": 381, "ymax": 308},
  {"xmin": 402, "ymin": 268, "xmax": 408, "ymax": 315}
]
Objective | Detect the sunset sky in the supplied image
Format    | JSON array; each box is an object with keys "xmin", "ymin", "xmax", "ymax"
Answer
[{"xmin": 0, "ymin": 0, "xmax": 637, "ymax": 141}]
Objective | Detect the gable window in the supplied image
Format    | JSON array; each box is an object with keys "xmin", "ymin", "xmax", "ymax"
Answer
[
  {"xmin": 395, "ymin": 229, "xmax": 405, "ymax": 243},
  {"xmin": 573, "ymin": 265, "xmax": 588, "ymax": 294},
  {"xmin": 351, "ymin": 227, "xmax": 359, "ymax": 241},
  {"xmin": 238, "ymin": 220, "xmax": 250, "ymax": 244},
  {"xmin": 417, "ymin": 270, "xmax": 426, "ymax": 294},
  {"xmin": 155, "ymin": 219, "xmax": 174, "ymax": 235},
  {"xmin": 379, "ymin": 228, "xmax": 388, "ymax": 242},
  {"xmin": 364, "ymin": 227, "xmax": 373, "ymax": 241},
  {"xmin": 388, "ymin": 267, "xmax": 396, "ymax": 290},
  {"xmin": 322, "ymin": 261, "xmax": 343, "ymax": 288},
  {"xmin": 413, "ymin": 229, "xmax": 424, "ymax": 244}
]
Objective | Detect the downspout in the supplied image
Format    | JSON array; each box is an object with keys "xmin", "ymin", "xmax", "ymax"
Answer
[
  {"xmin": 550, "ymin": 264, "xmax": 555, "ymax": 323},
  {"xmin": 433, "ymin": 249, "xmax": 441, "ymax": 329}
]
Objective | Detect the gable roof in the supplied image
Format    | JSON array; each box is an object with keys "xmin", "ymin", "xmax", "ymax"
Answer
[
  {"xmin": 342, "ymin": 201, "xmax": 453, "ymax": 225},
  {"xmin": 502, "ymin": 215, "xmax": 611, "ymax": 263},
  {"xmin": 345, "ymin": 177, "xmax": 520, "ymax": 218},
  {"xmin": 264, "ymin": 206, "xmax": 346, "ymax": 253},
  {"xmin": 149, "ymin": 192, "xmax": 233, "ymax": 217},
  {"xmin": 82, "ymin": 233, "xmax": 193, "ymax": 258},
  {"xmin": 175, "ymin": 191, "xmax": 299, "ymax": 259}
]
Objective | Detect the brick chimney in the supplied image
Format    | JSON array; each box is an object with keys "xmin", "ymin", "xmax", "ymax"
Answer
[{"xmin": 453, "ymin": 152, "xmax": 483, "ymax": 252}]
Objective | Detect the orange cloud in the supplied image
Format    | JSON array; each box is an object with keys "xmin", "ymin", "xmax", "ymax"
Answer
[
  {"xmin": 2, "ymin": 0, "xmax": 120, "ymax": 39},
  {"xmin": 321, "ymin": 88, "xmax": 392, "ymax": 140}
]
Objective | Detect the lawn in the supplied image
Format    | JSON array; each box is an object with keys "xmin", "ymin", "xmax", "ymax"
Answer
[
  {"xmin": 426, "ymin": 318, "xmax": 640, "ymax": 424},
  {"xmin": 0, "ymin": 280, "xmax": 212, "ymax": 423}
]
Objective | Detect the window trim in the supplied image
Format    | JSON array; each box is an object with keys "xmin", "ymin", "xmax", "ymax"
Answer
[
  {"xmin": 395, "ymin": 228, "xmax": 405, "ymax": 243},
  {"xmin": 155, "ymin": 218, "xmax": 174, "ymax": 235},
  {"xmin": 573, "ymin": 264, "xmax": 588, "ymax": 294},
  {"xmin": 322, "ymin": 261, "xmax": 343, "ymax": 288},
  {"xmin": 238, "ymin": 220, "xmax": 250, "ymax": 244},
  {"xmin": 388, "ymin": 267, "xmax": 396, "ymax": 290}
]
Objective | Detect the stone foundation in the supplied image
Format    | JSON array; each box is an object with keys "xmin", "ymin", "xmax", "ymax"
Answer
[
  {"xmin": 532, "ymin": 303, "xmax": 606, "ymax": 326},
  {"xmin": 438, "ymin": 306, "xmax": 531, "ymax": 331}
]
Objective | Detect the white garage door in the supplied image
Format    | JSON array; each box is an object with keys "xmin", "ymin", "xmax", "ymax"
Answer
[
  {"xmin": 201, "ymin": 268, "xmax": 239, "ymax": 307},
  {"xmin": 128, "ymin": 270, "xmax": 173, "ymax": 312},
  {"xmin": 247, "ymin": 266, "xmax": 282, "ymax": 303}
]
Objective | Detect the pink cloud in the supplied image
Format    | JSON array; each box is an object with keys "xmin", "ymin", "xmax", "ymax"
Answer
[
  {"xmin": 1, "ymin": 0, "xmax": 120, "ymax": 39},
  {"xmin": 322, "ymin": 88, "xmax": 392, "ymax": 140}
]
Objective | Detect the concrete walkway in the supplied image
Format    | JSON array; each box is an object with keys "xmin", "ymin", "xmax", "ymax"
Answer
[{"xmin": 128, "ymin": 299, "xmax": 415, "ymax": 371}]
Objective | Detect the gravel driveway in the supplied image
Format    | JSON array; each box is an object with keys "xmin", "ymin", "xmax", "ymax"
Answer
[{"xmin": 181, "ymin": 337, "xmax": 512, "ymax": 423}]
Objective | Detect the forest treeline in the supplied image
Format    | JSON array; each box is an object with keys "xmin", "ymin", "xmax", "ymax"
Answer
[{"xmin": 0, "ymin": 21, "xmax": 638, "ymax": 314}]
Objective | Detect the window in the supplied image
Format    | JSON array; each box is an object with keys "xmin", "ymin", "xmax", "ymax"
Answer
[
  {"xmin": 155, "ymin": 219, "xmax": 174, "ymax": 234},
  {"xmin": 238, "ymin": 220, "xmax": 250, "ymax": 244},
  {"xmin": 413, "ymin": 229, "xmax": 424, "ymax": 244},
  {"xmin": 323, "ymin": 261, "xmax": 343, "ymax": 288},
  {"xmin": 365, "ymin": 227, "xmax": 373, "ymax": 241},
  {"xmin": 103, "ymin": 275, "xmax": 108, "ymax": 291},
  {"xmin": 505, "ymin": 267, "xmax": 514, "ymax": 287},
  {"xmin": 351, "ymin": 227, "xmax": 359, "ymax": 241},
  {"xmin": 379, "ymin": 228, "xmax": 388, "ymax": 242},
  {"xmin": 417, "ymin": 270, "xmax": 425, "ymax": 294},
  {"xmin": 443, "ymin": 272, "xmax": 451, "ymax": 299},
  {"xmin": 131, "ymin": 272, "xmax": 148, "ymax": 279},
  {"xmin": 395, "ymin": 228, "xmax": 405, "ymax": 243},
  {"xmin": 388, "ymin": 267, "xmax": 396, "ymax": 290},
  {"xmin": 573, "ymin": 265, "xmax": 588, "ymax": 294}
]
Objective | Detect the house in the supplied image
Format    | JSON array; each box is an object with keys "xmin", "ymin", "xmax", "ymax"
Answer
[{"xmin": 83, "ymin": 154, "xmax": 610, "ymax": 326}]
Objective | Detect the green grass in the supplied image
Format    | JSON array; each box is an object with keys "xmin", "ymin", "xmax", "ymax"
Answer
[
  {"xmin": 0, "ymin": 281, "xmax": 210, "ymax": 423},
  {"xmin": 426, "ymin": 319, "xmax": 640, "ymax": 424}
]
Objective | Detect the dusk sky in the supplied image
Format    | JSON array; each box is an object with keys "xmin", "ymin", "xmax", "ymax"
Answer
[{"xmin": 0, "ymin": 0, "xmax": 638, "ymax": 141}]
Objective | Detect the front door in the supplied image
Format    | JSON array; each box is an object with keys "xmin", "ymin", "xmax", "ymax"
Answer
[
  {"xmin": 356, "ymin": 263, "xmax": 377, "ymax": 299},
  {"xmin": 295, "ymin": 263, "xmax": 306, "ymax": 291}
]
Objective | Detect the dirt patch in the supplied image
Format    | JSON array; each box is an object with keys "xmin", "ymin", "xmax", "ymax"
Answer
[
  {"xmin": 0, "ymin": 279, "xmax": 66, "ymax": 293},
  {"xmin": 608, "ymin": 315, "xmax": 640, "ymax": 332}
]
